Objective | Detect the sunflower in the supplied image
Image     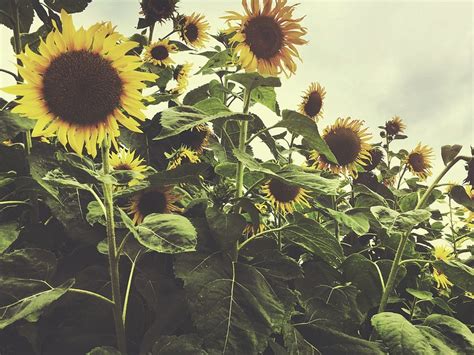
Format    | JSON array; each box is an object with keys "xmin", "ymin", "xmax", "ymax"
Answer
[
  {"xmin": 128, "ymin": 187, "xmax": 181, "ymax": 224},
  {"xmin": 243, "ymin": 223, "xmax": 266, "ymax": 237},
  {"xmin": 166, "ymin": 145, "xmax": 201, "ymax": 170},
  {"xmin": 140, "ymin": 0, "xmax": 178, "ymax": 24},
  {"xmin": 223, "ymin": 0, "xmax": 307, "ymax": 76},
  {"xmin": 171, "ymin": 62, "xmax": 192, "ymax": 94},
  {"xmin": 144, "ymin": 39, "xmax": 177, "ymax": 66},
  {"xmin": 464, "ymin": 158, "xmax": 474, "ymax": 187},
  {"xmin": 110, "ymin": 148, "xmax": 148, "ymax": 185},
  {"xmin": 174, "ymin": 124, "xmax": 211, "ymax": 153},
  {"xmin": 310, "ymin": 118, "xmax": 372, "ymax": 176},
  {"xmin": 298, "ymin": 82, "xmax": 326, "ymax": 121},
  {"xmin": 463, "ymin": 186, "xmax": 474, "ymax": 226},
  {"xmin": 262, "ymin": 178, "xmax": 310, "ymax": 214},
  {"xmin": 385, "ymin": 116, "xmax": 406, "ymax": 136},
  {"xmin": 2, "ymin": 11, "xmax": 157, "ymax": 157},
  {"xmin": 406, "ymin": 143, "xmax": 433, "ymax": 180},
  {"xmin": 179, "ymin": 13, "xmax": 210, "ymax": 48},
  {"xmin": 363, "ymin": 148, "xmax": 384, "ymax": 171},
  {"xmin": 431, "ymin": 244, "xmax": 454, "ymax": 290}
]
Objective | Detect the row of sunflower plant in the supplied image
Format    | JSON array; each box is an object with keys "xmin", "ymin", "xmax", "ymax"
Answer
[{"xmin": 0, "ymin": 0, "xmax": 473, "ymax": 354}]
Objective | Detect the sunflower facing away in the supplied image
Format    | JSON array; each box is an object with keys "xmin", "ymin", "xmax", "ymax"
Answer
[
  {"xmin": 128, "ymin": 187, "xmax": 181, "ymax": 224},
  {"xmin": 174, "ymin": 124, "xmax": 211, "ymax": 153},
  {"xmin": 144, "ymin": 39, "xmax": 177, "ymax": 66},
  {"xmin": 172, "ymin": 63, "xmax": 193, "ymax": 94},
  {"xmin": 363, "ymin": 147, "xmax": 384, "ymax": 171},
  {"xmin": 385, "ymin": 116, "xmax": 406, "ymax": 136},
  {"xmin": 298, "ymin": 82, "xmax": 326, "ymax": 121},
  {"xmin": 310, "ymin": 117, "xmax": 372, "ymax": 176},
  {"xmin": 406, "ymin": 143, "xmax": 433, "ymax": 180},
  {"xmin": 179, "ymin": 13, "xmax": 210, "ymax": 48},
  {"xmin": 262, "ymin": 178, "xmax": 310, "ymax": 214},
  {"xmin": 432, "ymin": 244, "xmax": 453, "ymax": 290},
  {"xmin": 166, "ymin": 145, "xmax": 201, "ymax": 170},
  {"xmin": 3, "ymin": 11, "xmax": 157, "ymax": 157},
  {"xmin": 223, "ymin": 0, "xmax": 307, "ymax": 76},
  {"xmin": 140, "ymin": 0, "xmax": 178, "ymax": 24},
  {"xmin": 110, "ymin": 148, "xmax": 148, "ymax": 184},
  {"xmin": 464, "ymin": 158, "xmax": 474, "ymax": 187}
]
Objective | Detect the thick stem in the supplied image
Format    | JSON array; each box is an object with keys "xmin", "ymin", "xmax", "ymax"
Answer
[
  {"xmin": 101, "ymin": 140, "xmax": 127, "ymax": 354},
  {"xmin": 448, "ymin": 197, "xmax": 458, "ymax": 257},
  {"xmin": 396, "ymin": 164, "xmax": 407, "ymax": 189},
  {"xmin": 376, "ymin": 155, "xmax": 471, "ymax": 314},
  {"xmin": 232, "ymin": 88, "xmax": 252, "ymax": 261},
  {"xmin": 148, "ymin": 23, "xmax": 155, "ymax": 43}
]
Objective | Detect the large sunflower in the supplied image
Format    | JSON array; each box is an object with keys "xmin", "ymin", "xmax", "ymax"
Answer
[
  {"xmin": 310, "ymin": 118, "xmax": 372, "ymax": 176},
  {"xmin": 298, "ymin": 82, "xmax": 326, "ymax": 121},
  {"xmin": 262, "ymin": 178, "xmax": 310, "ymax": 214},
  {"xmin": 385, "ymin": 116, "xmax": 406, "ymax": 136},
  {"xmin": 140, "ymin": 0, "xmax": 178, "ymax": 24},
  {"xmin": 179, "ymin": 13, "xmax": 210, "ymax": 48},
  {"xmin": 144, "ymin": 39, "xmax": 177, "ymax": 66},
  {"xmin": 406, "ymin": 143, "xmax": 433, "ymax": 180},
  {"xmin": 3, "ymin": 11, "xmax": 156, "ymax": 157},
  {"xmin": 172, "ymin": 63, "xmax": 193, "ymax": 94},
  {"xmin": 223, "ymin": 0, "xmax": 307, "ymax": 76},
  {"xmin": 110, "ymin": 148, "xmax": 148, "ymax": 185},
  {"xmin": 128, "ymin": 187, "xmax": 180, "ymax": 224}
]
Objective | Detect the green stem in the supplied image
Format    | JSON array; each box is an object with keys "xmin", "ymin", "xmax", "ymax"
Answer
[
  {"xmin": 238, "ymin": 224, "xmax": 289, "ymax": 250},
  {"xmin": 122, "ymin": 251, "xmax": 141, "ymax": 323},
  {"xmin": 101, "ymin": 139, "xmax": 127, "ymax": 354},
  {"xmin": 68, "ymin": 288, "xmax": 114, "ymax": 306},
  {"xmin": 396, "ymin": 164, "xmax": 407, "ymax": 189},
  {"xmin": 448, "ymin": 197, "xmax": 458, "ymax": 257},
  {"xmin": 0, "ymin": 200, "xmax": 29, "ymax": 206},
  {"xmin": 376, "ymin": 155, "xmax": 471, "ymax": 314},
  {"xmin": 148, "ymin": 23, "xmax": 155, "ymax": 43},
  {"xmin": 231, "ymin": 88, "xmax": 252, "ymax": 261}
]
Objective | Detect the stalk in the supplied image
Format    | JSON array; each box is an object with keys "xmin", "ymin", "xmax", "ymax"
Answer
[
  {"xmin": 232, "ymin": 88, "xmax": 252, "ymax": 261},
  {"xmin": 101, "ymin": 139, "xmax": 127, "ymax": 353},
  {"xmin": 377, "ymin": 155, "xmax": 471, "ymax": 313}
]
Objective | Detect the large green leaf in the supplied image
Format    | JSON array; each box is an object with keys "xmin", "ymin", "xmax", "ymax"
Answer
[
  {"xmin": 87, "ymin": 347, "xmax": 121, "ymax": 355},
  {"xmin": 0, "ymin": 221, "xmax": 19, "ymax": 253},
  {"xmin": 370, "ymin": 206, "xmax": 431, "ymax": 234},
  {"xmin": 433, "ymin": 260, "xmax": 474, "ymax": 292},
  {"xmin": 136, "ymin": 213, "xmax": 197, "ymax": 254},
  {"xmin": 0, "ymin": 109, "xmax": 35, "ymax": 142},
  {"xmin": 194, "ymin": 97, "xmax": 229, "ymax": 115},
  {"xmin": 0, "ymin": 0, "xmax": 34, "ymax": 32},
  {"xmin": 196, "ymin": 49, "xmax": 231, "ymax": 75},
  {"xmin": 371, "ymin": 312, "xmax": 433, "ymax": 354},
  {"xmin": 44, "ymin": 0, "xmax": 92, "ymax": 13},
  {"xmin": 276, "ymin": 110, "xmax": 337, "ymax": 163},
  {"xmin": 147, "ymin": 162, "xmax": 211, "ymax": 186},
  {"xmin": 152, "ymin": 334, "xmax": 207, "ymax": 355},
  {"xmin": 251, "ymin": 86, "xmax": 280, "ymax": 114},
  {"xmin": 327, "ymin": 208, "xmax": 370, "ymax": 236},
  {"xmin": 174, "ymin": 251, "xmax": 286, "ymax": 354},
  {"xmin": 226, "ymin": 72, "xmax": 281, "ymax": 91},
  {"xmin": 205, "ymin": 207, "xmax": 247, "ymax": 251},
  {"xmin": 281, "ymin": 214, "xmax": 344, "ymax": 267},
  {"xmin": 0, "ymin": 278, "xmax": 74, "ymax": 329},
  {"xmin": 423, "ymin": 314, "xmax": 474, "ymax": 352},
  {"xmin": 341, "ymin": 254, "xmax": 383, "ymax": 313},
  {"xmin": 0, "ymin": 248, "xmax": 56, "ymax": 279}
]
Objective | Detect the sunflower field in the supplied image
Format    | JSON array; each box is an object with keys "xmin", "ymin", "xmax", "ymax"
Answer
[{"xmin": 0, "ymin": 0, "xmax": 473, "ymax": 354}]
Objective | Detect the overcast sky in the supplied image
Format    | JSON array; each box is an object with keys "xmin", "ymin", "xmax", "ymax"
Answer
[{"xmin": 1, "ymin": 0, "xmax": 472, "ymax": 183}]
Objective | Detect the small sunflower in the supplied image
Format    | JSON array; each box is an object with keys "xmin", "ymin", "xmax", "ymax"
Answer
[
  {"xmin": 140, "ymin": 0, "xmax": 178, "ymax": 24},
  {"xmin": 406, "ymin": 143, "xmax": 433, "ymax": 180},
  {"xmin": 223, "ymin": 0, "xmax": 307, "ymax": 76},
  {"xmin": 179, "ymin": 13, "xmax": 210, "ymax": 48},
  {"xmin": 128, "ymin": 187, "xmax": 180, "ymax": 224},
  {"xmin": 385, "ymin": 116, "xmax": 406, "ymax": 136},
  {"xmin": 172, "ymin": 63, "xmax": 193, "ymax": 94},
  {"xmin": 363, "ymin": 148, "xmax": 384, "ymax": 171},
  {"xmin": 310, "ymin": 118, "xmax": 372, "ymax": 176},
  {"xmin": 432, "ymin": 244, "xmax": 454, "ymax": 290},
  {"xmin": 262, "ymin": 178, "xmax": 310, "ymax": 214},
  {"xmin": 298, "ymin": 82, "xmax": 326, "ymax": 121},
  {"xmin": 433, "ymin": 268, "xmax": 453, "ymax": 290},
  {"xmin": 243, "ymin": 223, "xmax": 266, "ymax": 237},
  {"xmin": 110, "ymin": 148, "xmax": 148, "ymax": 185},
  {"xmin": 463, "ymin": 186, "xmax": 474, "ymax": 226},
  {"xmin": 166, "ymin": 145, "xmax": 201, "ymax": 170},
  {"xmin": 3, "ymin": 11, "xmax": 157, "ymax": 157},
  {"xmin": 173, "ymin": 124, "xmax": 211, "ymax": 153},
  {"xmin": 144, "ymin": 39, "xmax": 177, "ymax": 66}
]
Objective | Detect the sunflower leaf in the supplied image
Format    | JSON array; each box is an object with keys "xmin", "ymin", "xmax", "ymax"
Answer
[
  {"xmin": 449, "ymin": 185, "xmax": 474, "ymax": 211},
  {"xmin": 0, "ymin": 0, "xmax": 34, "ymax": 32},
  {"xmin": 44, "ymin": 0, "xmax": 92, "ymax": 13},
  {"xmin": 441, "ymin": 144, "xmax": 463, "ymax": 166},
  {"xmin": 0, "ymin": 109, "xmax": 35, "ymax": 142},
  {"xmin": 226, "ymin": 72, "xmax": 281, "ymax": 91},
  {"xmin": 276, "ymin": 110, "xmax": 337, "ymax": 163},
  {"xmin": 205, "ymin": 207, "xmax": 247, "ymax": 251},
  {"xmin": 433, "ymin": 260, "xmax": 474, "ymax": 293}
]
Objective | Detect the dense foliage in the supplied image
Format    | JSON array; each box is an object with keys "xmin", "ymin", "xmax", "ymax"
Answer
[{"xmin": 0, "ymin": 0, "xmax": 473, "ymax": 354}]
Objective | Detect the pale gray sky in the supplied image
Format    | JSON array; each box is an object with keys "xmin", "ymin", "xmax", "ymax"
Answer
[{"xmin": 1, "ymin": 0, "xmax": 472, "ymax": 183}]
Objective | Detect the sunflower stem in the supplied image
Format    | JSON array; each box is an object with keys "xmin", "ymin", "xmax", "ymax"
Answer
[
  {"xmin": 148, "ymin": 23, "xmax": 155, "ymax": 43},
  {"xmin": 232, "ymin": 87, "xmax": 252, "ymax": 261},
  {"xmin": 396, "ymin": 164, "xmax": 407, "ymax": 189},
  {"xmin": 448, "ymin": 197, "xmax": 458, "ymax": 257},
  {"xmin": 101, "ymin": 139, "xmax": 127, "ymax": 354},
  {"xmin": 376, "ymin": 155, "xmax": 471, "ymax": 314}
]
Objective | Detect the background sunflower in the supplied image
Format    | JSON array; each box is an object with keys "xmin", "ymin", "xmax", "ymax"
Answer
[
  {"xmin": 262, "ymin": 178, "xmax": 310, "ymax": 214},
  {"xmin": 298, "ymin": 82, "xmax": 326, "ymax": 121},
  {"xmin": 406, "ymin": 143, "xmax": 433, "ymax": 180},
  {"xmin": 144, "ymin": 39, "xmax": 177, "ymax": 66},
  {"xmin": 128, "ymin": 187, "xmax": 181, "ymax": 224},
  {"xmin": 179, "ymin": 13, "xmax": 210, "ymax": 48}
]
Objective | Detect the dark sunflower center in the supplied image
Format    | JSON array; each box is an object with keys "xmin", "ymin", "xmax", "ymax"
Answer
[
  {"xmin": 304, "ymin": 92, "xmax": 323, "ymax": 117},
  {"xmin": 114, "ymin": 163, "xmax": 132, "ymax": 170},
  {"xmin": 244, "ymin": 16, "xmax": 283, "ymax": 59},
  {"xmin": 137, "ymin": 190, "xmax": 169, "ymax": 216},
  {"xmin": 176, "ymin": 127, "xmax": 208, "ymax": 151},
  {"xmin": 323, "ymin": 127, "xmax": 361, "ymax": 165},
  {"xmin": 385, "ymin": 121, "xmax": 401, "ymax": 135},
  {"xmin": 268, "ymin": 179, "xmax": 301, "ymax": 203},
  {"xmin": 42, "ymin": 50, "xmax": 123, "ymax": 126},
  {"xmin": 408, "ymin": 153, "xmax": 425, "ymax": 172},
  {"xmin": 151, "ymin": 45, "xmax": 169, "ymax": 61},
  {"xmin": 185, "ymin": 23, "xmax": 199, "ymax": 42}
]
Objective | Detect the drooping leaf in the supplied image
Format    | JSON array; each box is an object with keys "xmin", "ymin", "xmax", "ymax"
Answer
[
  {"xmin": 450, "ymin": 185, "xmax": 474, "ymax": 211},
  {"xmin": 0, "ymin": 0, "xmax": 34, "ymax": 32},
  {"xmin": 0, "ymin": 221, "xmax": 19, "ymax": 253},
  {"xmin": 174, "ymin": 251, "xmax": 286, "ymax": 354},
  {"xmin": 371, "ymin": 206, "xmax": 431, "ymax": 234},
  {"xmin": 226, "ymin": 72, "xmax": 281, "ymax": 91},
  {"xmin": 251, "ymin": 86, "xmax": 280, "ymax": 115},
  {"xmin": 327, "ymin": 208, "xmax": 370, "ymax": 236},
  {"xmin": 196, "ymin": 49, "xmax": 231, "ymax": 75},
  {"xmin": 0, "ymin": 109, "xmax": 35, "ymax": 142},
  {"xmin": 406, "ymin": 288, "xmax": 433, "ymax": 301},
  {"xmin": 433, "ymin": 260, "xmax": 474, "ymax": 292},
  {"xmin": 423, "ymin": 314, "xmax": 474, "ymax": 352},
  {"xmin": 441, "ymin": 144, "xmax": 463, "ymax": 165},
  {"xmin": 136, "ymin": 213, "xmax": 197, "ymax": 254},
  {"xmin": 194, "ymin": 97, "xmax": 229, "ymax": 115},
  {"xmin": 205, "ymin": 206, "xmax": 247, "ymax": 251}
]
